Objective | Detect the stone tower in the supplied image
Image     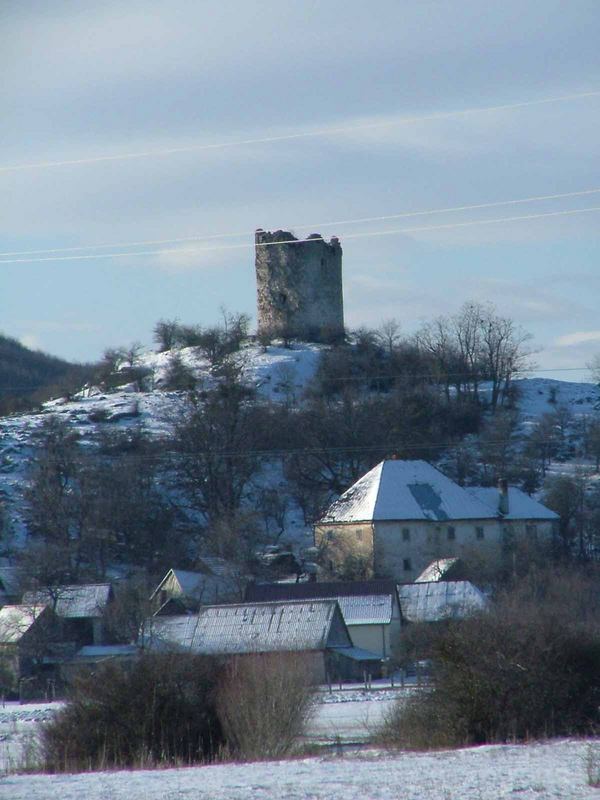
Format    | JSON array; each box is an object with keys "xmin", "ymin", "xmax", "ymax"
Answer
[{"xmin": 255, "ymin": 229, "xmax": 344, "ymax": 343}]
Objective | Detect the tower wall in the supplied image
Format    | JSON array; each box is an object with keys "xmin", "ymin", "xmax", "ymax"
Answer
[{"xmin": 255, "ymin": 229, "xmax": 344, "ymax": 343}]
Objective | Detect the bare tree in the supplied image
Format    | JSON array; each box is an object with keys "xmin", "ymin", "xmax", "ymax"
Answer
[{"xmin": 377, "ymin": 318, "xmax": 402, "ymax": 356}]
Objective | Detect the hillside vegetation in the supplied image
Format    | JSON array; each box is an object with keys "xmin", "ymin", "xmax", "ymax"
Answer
[{"xmin": 0, "ymin": 333, "xmax": 94, "ymax": 415}]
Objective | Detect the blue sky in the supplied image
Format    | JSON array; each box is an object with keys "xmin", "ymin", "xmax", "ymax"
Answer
[{"xmin": 2, "ymin": 1, "xmax": 599, "ymax": 379}]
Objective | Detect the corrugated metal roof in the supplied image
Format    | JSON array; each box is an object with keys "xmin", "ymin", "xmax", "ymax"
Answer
[
  {"xmin": 0, "ymin": 604, "xmax": 46, "ymax": 643},
  {"xmin": 145, "ymin": 599, "xmax": 351, "ymax": 655},
  {"xmin": 319, "ymin": 460, "xmax": 498, "ymax": 523},
  {"xmin": 75, "ymin": 645, "xmax": 139, "ymax": 659},
  {"xmin": 415, "ymin": 558, "xmax": 461, "ymax": 583},
  {"xmin": 336, "ymin": 595, "xmax": 392, "ymax": 625},
  {"xmin": 398, "ymin": 581, "xmax": 487, "ymax": 623},
  {"xmin": 246, "ymin": 581, "xmax": 396, "ymax": 625},
  {"xmin": 467, "ymin": 487, "xmax": 559, "ymax": 520},
  {"xmin": 22, "ymin": 584, "xmax": 112, "ymax": 619}
]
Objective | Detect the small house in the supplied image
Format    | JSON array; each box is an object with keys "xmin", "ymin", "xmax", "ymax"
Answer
[
  {"xmin": 0, "ymin": 604, "xmax": 59, "ymax": 689},
  {"xmin": 143, "ymin": 599, "xmax": 372, "ymax": 682},
  {"xmin": 150, "ymin": 563, "xmax": 242, "ymax": 614},
  {"xmin": 22, "ymin": 583, "xmax": 113, "ymax": 647},
  {"xmin": 245, "ymin": 579, "xmax": 401, "ymax": 658}
]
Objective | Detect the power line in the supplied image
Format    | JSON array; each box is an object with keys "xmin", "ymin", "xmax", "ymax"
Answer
[
  {"xmin": 16, "ymin": 434, "xmax": 599, "ymax": 465},
  {"xmin": 0, "ymin": 364, "xmax": 595, "ymax": 394},
  {"xmin": 3, "ymin": 186, "xmax": 600, "ymax": 259},
  {"xmin": 1, "ymin": 89, "xmax": 599, "ymax": 174},
  {"xmin": 1, "ymin": 205, "xmax": 599, "ymax": 265}
]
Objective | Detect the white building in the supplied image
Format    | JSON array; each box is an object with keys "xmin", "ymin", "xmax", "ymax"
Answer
[{"xmin": 314, "ymin": 459, "xmax": 558, "ymax": 581}]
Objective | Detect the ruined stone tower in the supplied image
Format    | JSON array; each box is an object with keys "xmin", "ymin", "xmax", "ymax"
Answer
[{"xmin": 255, "ymin": 229, "xmax": 344, "ymax": 343}]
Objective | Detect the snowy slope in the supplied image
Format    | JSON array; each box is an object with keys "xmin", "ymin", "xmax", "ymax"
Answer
[
  {"xmin": 1, "ymin": 739, "xmax": 598, "ymax": 799},
  {"xmin": 0, "ymin": 342, "xmax": 324, "ymax": 545}
]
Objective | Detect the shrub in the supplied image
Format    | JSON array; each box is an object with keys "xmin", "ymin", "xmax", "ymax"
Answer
[
  {"xmin": 216, "ymin": 652, "xmax": 316, "ymax": 760},
  {"xmin": 42, "ymin": 653, "xmax": 223, "ymax": 771},
  {"xmin": 381, "ymin": 569, "xmax": 600, "ymax": 748}
]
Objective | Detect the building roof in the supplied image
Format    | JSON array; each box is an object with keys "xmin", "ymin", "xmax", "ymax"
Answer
[
  {"xmin": 150, "ymin": 568, "xmax": 239, "ymax": 605},
  {"xmin": 415, "ymin": 558, "xmax": 462, "ymax": 583},
  {"xmin": 144, "ymin": 599, "xmax": 351, "ymax": 655},
  {"xmin": 246, "ymin": 580, "xmax": 397, "ymax": 625},
  {"xmin": 466, "ymin": 487, "xmax": 559, "ymax": 520},
  {"xmin": 0, "ymin": 604, "xmax": 47, "ymax": 644},
  {"xmin": 22, "ymin": 584, "xmax": 112, "ymax": 619},
  {"xmin": 75, "ymin": 645, "xmax": 139, "ymax": 660},
  {"xmin": 318, "ymin": 460, "xmax": 557, "ymax": 524},
  {"xmin": 398, "ymin": 581, "xmax": 487, "ymax": 623}
]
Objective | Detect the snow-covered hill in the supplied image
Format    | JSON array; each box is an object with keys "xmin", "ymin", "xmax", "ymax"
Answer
[
  {"xmin": 0, "ymin": 342, "xmax": 325, "ymax": 545},
  {"xmin": 0, "ymin": 341, "xmax": 597, "ymax": 550}
]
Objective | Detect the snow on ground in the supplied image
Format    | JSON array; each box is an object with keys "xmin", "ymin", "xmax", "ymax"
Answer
[
  {"xmin": 514, "ymin": 378, "xmax": 599, "ymax": 422},
  {"xmin": 1, "ymin": 739, "xmax": 599, "ymax": 799},
  {"xmin": 307, "ymin": 698, "xmax": 395, "ymax": 743},
  {"xmin": 0, "ymin": 702, "xmax": 63, "ymax": 775}
]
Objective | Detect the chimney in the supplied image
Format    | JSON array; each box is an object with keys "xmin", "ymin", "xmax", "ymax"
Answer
[{"xmin": 498, "ymin": 478, "xmax": 509, "ymax": 516}]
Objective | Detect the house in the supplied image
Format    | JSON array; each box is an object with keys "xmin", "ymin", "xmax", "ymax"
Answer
[
  {"xmin": 314, "ymin": 459, "xmax": 558, "ymax": 581},
  {"xmin": 0, "ymin": 604, "xmax": 60, "ymax": 689},
  {"xmin": 143, "ymin": 599, "xmax": 375, "ymax": 682},
  {"xmin": 150, "ymin": 563, "xmax": 242, "ymax": 614},
  {"xmin": 398, "ymin": 581, "xmax": 487, "ymax": 623},
  {"xmin": 245, "ymin": 579, "xmax": 401, "ymax": 658},
  {"xmin": 21, "ymin": 583, "xmax": 113, "ymax": 646}
]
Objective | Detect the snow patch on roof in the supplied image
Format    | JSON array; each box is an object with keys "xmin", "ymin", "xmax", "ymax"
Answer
[
  {"xmin": 415, "ymin": 558, "xmax": 461, "ymax": 583},
  {"xmin": 320, "ymin": 460, "xmax": 496, "ymax": 523},
  {"xmin": 145, "ymin": 599, "xmax": 350, "ymax": 654},
  {"xmin": 22, "ymin": 584, "xmax": 112, "ymax": 619},
  {"xmin": 467, "ymin": 487, "xmax": 559, "ymax": 520},
  {"xmin": 399, "ymin": 581, "xmax": 487, "ymax": 623}
]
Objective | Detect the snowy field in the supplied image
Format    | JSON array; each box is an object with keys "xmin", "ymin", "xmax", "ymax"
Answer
[{"xmin": 1, "ymin": 739, "xmax": 599, "ymax": 799}]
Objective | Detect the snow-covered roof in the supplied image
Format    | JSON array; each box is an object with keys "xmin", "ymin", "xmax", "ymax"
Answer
[
  {"xmin": 415, "ymin": 558, "xmax": 461, "ymax": 583},
  {"xmin": 466, "ymin": 487, "xmax": 559, "ymax": 520},
  {"xmin": 320, "ymin": 460, "xmax": 497, "ymax": 523},
  {"xmin": 0, "ymin": 604, "xmax": 47, "ymax": 643},
  {"xmin": 398, "ymin": 581, "xmax": 487, "ymax": 623},
  {"xmin": 22, "ymin": 584, "xmax": 112, "ymax": 619},
  {"xmin": 144, "ymin": 599, "xmax": 351, "ymax": 655},
  {"xmin": 319, "ymin": 460, "xmax": 558, "ymax": 524},
  {"xmin": 336, "ymin": 595, "xmax": 392, "ymax": 625}
]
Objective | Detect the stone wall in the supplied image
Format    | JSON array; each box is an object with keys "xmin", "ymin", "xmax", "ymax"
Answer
[{"xmin": 255, "ymin": 229, "xmax": 344, "ymax": 342}]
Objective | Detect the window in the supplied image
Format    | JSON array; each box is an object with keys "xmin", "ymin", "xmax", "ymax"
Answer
[
  {"xmin": 326, "ymin": 530, "xmax": 334, "ymax": 542},
  {"xmin": 447, "ymin": 526, "xmax": 456, "ymax": 541},
  {"xmin": 403, "ymin": 558, "xmax": 412, "ymax": 571},
  {"xmin": 476, "ymin": 526, "xmax": 484, "ymax": 540},
  {"xmin": 402, "ymin": 527, "xmax": 410, "ymax": 542},
  {"xmin": 526, "ymin": 524, "xmax": 538, "ymax": 538},
  {"xmin": 356, "ymin": 530, "xmax": 363, "ymax": 541}
]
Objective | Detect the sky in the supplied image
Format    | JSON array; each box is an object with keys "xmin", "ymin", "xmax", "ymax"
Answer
[{"xmin": 1, "ymin": 1, "xmax": 600, "ymax": 381}]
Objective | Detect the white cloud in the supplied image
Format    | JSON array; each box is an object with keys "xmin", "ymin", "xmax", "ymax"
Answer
[{"xmin": 555, "ymin": 330, "xmax": 600, "ymax": 347}]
